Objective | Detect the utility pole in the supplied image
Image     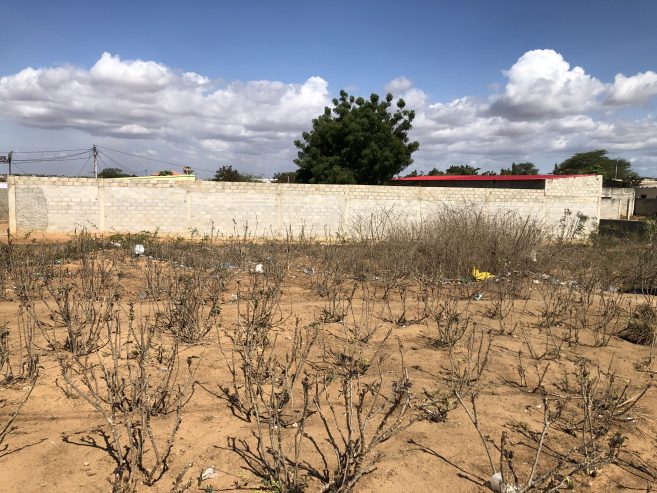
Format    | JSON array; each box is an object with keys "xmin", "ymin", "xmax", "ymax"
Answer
[{"xmin": 92, "ymin": 144, "xmax": 98, "ymax": 179}]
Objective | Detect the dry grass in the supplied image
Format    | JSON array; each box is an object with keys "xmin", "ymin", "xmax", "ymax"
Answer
[{"xmin": 0, "ymin": 211, "xmax": 655, "ymax": 492}]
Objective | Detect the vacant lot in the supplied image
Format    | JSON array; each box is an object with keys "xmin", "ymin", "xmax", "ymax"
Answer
[{"xmin": 1, "ymin": 214, "xmax": 656, "ymax": 492}]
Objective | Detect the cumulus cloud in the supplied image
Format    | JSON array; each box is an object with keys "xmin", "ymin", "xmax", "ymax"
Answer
[
  {"xmin": 1, "ymin": 50, "xmax": 657, "ymax": 176},
  {"xmin": 606, "ymin": 71, "xmax": 657, "ymax": 106},
  {"xmin": 385, "ymin": 76, "xmax": 413, "ymax": 94},
  {"xmin": 488, "ymin": 49, "xmax": 606, "ymax": 119},
  {"xmin": 0, "ymin": 52, "xmax": 330, "ymax": 172}
]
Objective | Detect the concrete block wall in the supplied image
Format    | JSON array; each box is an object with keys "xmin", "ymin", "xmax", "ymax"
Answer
[
  {"xmin": 7, "ymin": 175, "xmax": 602, "ymax": 237},
  {"xmin": 0, "ymin": 186, "xmax": 8, "ymax": 223},
  {"xmin": 600, "ymin": 187, "xmax": 635, "ymax": 219}
]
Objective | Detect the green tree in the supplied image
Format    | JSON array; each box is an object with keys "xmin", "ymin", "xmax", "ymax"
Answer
[
  {"xmin": 294, "ymin": 90, "xmax": 419, "ymax": 184},
  {"xmin": 272, "ymin": 171, "xmax": 297, "ymax": 183},
  {"xmin": 500, "ymin": 162, "xmax": 539, "ymax": 175},
  {"xmin": 212, "ymin": 165, "xmax": 256, "ymax": 182},
  {"xmin": 445, "ymin": 165, "xmax": 480, "ymax": 175},
  {"xmin": 98, "ymin": 167, "xmax": 133, "ymax": 178},
  {"xmin": 427, "ymin": 167, "xmax": 445, "ymax": 176},
  {"xmin": 481, "ymin": 170, "xmax": 497, "ymax": 176},
  {"xmin": 553, "ymin": 150, "xmax": 639, "ymax": 186}
]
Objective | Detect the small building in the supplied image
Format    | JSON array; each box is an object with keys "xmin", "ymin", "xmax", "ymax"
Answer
[
  {"xmin": 392, "ymin": 174, "xmax": 582, "ymax": 189},
  {"xmin": 634, "ymin": 179, "xmax": 657, "ymax": 216}
]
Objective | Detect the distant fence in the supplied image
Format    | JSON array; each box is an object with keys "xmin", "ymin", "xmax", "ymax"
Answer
[{"xmin": 7, "ymin": 175, "xmax": 602, "ymax": 237}]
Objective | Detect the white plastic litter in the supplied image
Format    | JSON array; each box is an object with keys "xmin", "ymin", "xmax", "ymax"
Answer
[
  {"xmin": 489, "ymin": 472, "xmax": 519, "ymax": 493},
  {"xmin": 530, "ymin": 249, "xmax": 537, "ymax": 262},
  {"xmin": 254, "ymin": 263, "xmax": 264, "ymax": 274},
  {"xmin": 110, "ymin": 242, "xmax": 122, "ymax": 248},
  {"xmin": 133, "ymin": 244, "xmax": 145, "ymax": 256},
  {"xmin": 200, "ymin": 466, "xmax": 217, "ymax": 481}
]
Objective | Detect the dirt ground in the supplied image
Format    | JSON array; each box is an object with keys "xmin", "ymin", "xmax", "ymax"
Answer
[{"xmin": 0, "ymin": 247, "xmax": 655, "ymax": 493}]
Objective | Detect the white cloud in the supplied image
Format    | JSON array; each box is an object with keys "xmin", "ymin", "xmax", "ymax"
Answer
[
  {"xmin": 1, "ymin": 50, "xmax": 657, "ymax": 177},
  {"xmin": 489, "ymin": 49, "xmax": 605, "ymax": 119},
  {"xmin": 90, "ymin": 52, "xmax": 173, "ymax": 89},
  {"xmin": 385, "ymin": 76, "xmax": 413, "ymax": 94},
  {"xmin": 0, "ymin": 53, "xmax": 331, "ymax": 174},
  {"xmin": 607, "ymin": 71, "xmax": 657, "ymax": 105}
]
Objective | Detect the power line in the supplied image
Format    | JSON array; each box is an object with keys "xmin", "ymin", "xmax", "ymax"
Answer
[
  {"xmin": 11, "ymin": 148, "xmax": 90, "ymax": 154},
  {"xmin": 12, "ymin": 163, "xmax": 28, "ymax": 174},
  {"xmin": 75, "ymin": 154, "xmax": 92, "ymax": 176},
  {"xmin": 97, "ymin": 145, "xmax": 214, "ymax": 173},
  {"xmin": 13, "ymin": 151, "xmax": 91, "ymax": 163},
  {"xmin": 97, "ymin": 150, "xmax": 138, "ymax": 176}
]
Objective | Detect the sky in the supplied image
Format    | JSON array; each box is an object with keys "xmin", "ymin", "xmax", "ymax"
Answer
[{"xmin": 1, "ymin": 0, "xmax": 657, "ymax": 178}]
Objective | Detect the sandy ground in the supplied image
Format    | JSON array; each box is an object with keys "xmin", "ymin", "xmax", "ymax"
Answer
[{"xmin": 0, "ymin": 253, "xmax": 655, "ymax": 493}]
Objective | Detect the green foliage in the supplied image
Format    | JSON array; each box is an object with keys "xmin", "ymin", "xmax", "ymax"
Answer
[
  {"xmin": 553, "ymin": 150, "xmax": 639, "ymax": 186},
  {"xmin": 212, "ymin": 165, "xmax": 256, "ymax": 182},
  {"xmin": 500, "ymin": 162, "xmax": 539, "ymax": 175},
  {"xmin": 402, "ymin": 167, "xmax": 444, "ymax": 178},
  {"xmin": 445, "ymin": 165, "xmax": 480, "ymax": 175},
  {"xmin": 272, "ymin": 171, "xmax": 297, "ymax": 183},
  {"xmin": 157, "ymin": 170, "xmax": 174, "ymax": 176},
  {"xmin": 98, "ymin": 167, "xmax": 134, "ymax": 178},
  {"xmin": 294, "ymin": 90, "xmax": 419, "ymax": 184},
  {"xmin": 481, "ymin": 170, "xmax": 497, "ymax": 176}
]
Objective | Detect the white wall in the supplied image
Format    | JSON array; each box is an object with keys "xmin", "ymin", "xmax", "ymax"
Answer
[{"xmin": 7, "ymin": 175, "xmax": 602, "ymax": 237}]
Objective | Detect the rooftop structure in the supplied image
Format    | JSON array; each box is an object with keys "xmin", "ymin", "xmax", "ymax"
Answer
[{"xmin": 391, "ymin": 174, "xmax": 597, "ymax": 189}]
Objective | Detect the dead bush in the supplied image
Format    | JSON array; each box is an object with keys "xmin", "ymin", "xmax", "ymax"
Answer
[
  {"xmin": 160, "ymin": 270, "xmax": 224, "ymax": 343},
  {"xmin": 619, "ymin": 303, "xmax": 657, "ymax": 345},
  {"xmin": 60, "ymin": 305, "xmax": 197, "ymax": 491},
  {"xmin": 431, "ymin": 298, "xmax": 472, "ymax": 349}
]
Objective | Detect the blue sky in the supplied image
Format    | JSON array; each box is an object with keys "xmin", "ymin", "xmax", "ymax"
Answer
[{"xmin": 2, "ymin": 0, "xmax": 657, "ymax": 177}]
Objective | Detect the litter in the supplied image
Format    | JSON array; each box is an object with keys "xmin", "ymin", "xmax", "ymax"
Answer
[
  {"xmin": 472, "ymin": 293, "xmax": 484, "ymax": 301},
  {"xmin": 471, "ymin": 266, "xmax": 494, "ymax": 282},
  {"xmin": 489, "ymin": 472, "xmax": 519, "ymax": 493},
  {"xmin": 110, "ymin": 242, "xmax": 121, "ymax": 248},
  {"xmin": 253, "ymin": 263, "xmax": 264, "ymax": 274},
  {"xmin": 200, "ymin": 466, "xmax": 217, "ymax": 481},
  {"xmin": 530, "ymin": 249, "xmax": 537, "ymax": 262},
  {"xmin": 133, "ymin": 244, "xmax": 145, "ymax": 256}
]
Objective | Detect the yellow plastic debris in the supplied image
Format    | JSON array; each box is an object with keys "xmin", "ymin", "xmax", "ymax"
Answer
[{"xmin": 471, "ymin": 266, "xmax": 495, "ymax": 282}]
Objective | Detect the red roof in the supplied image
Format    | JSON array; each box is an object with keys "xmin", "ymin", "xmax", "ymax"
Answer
[{"xmin": 392, "ymin": 174, "xmax": 596, "ymax": 182}]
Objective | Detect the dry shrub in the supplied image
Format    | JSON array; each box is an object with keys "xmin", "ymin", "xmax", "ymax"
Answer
[
  {"xmin": 619, "ymin": 303, "xmax": 657, "ymax": 345},
  {"xmin": 430, "ymin": 298, "xmax": 471, "ymax": 348},
  {"xmin": 350, "ymin": 205, "xmax": 545, "ymax": 280},
  {"xmin": 160, "ymin": 269, "xmax": 225, "ymax": 343},
  {"xmin": 60, "ymin": 305, "xmax": 197, "ymax": 492}
]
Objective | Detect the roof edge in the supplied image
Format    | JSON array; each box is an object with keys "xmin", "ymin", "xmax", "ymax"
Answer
[{"xmin": 391, "ymin": 174, "xmax": 599, "ymax": 182}]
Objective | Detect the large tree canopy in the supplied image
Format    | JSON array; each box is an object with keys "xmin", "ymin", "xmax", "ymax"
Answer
[
  {"xmin": 294, "ymin": 90, "xmax": 419, "ymax": 185},
  {"xmin": 445, "ymin": 165, "xmax": 480, "ymax": 175},
  {"xmin": 501, "ymin": 162, "xmax": 539, "ymax": 175},
  {"xmin": 553, "ymin": 150, "xmax": 639, "ymax": 186},
  {"xmin": 212, "ymin": 165, "xmax": 256, "ymax": 182},
  {"xmin": 98, "ymin": 167, "xmax": 134, "ymax": 178}
]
